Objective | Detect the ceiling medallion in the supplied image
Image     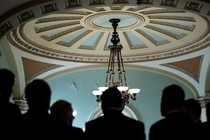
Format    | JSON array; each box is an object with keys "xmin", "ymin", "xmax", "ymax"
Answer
[{"xmin": 84, "ymin": 11, "xmax": 145, "ymax": 31}]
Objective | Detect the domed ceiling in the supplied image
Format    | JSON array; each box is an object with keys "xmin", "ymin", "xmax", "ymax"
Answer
[{"xmin": 10, "ymin": 4, "xmax": 209, "ymax": 62}]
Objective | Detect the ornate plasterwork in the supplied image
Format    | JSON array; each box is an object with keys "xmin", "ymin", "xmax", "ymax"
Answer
[
  {"xmin": 40, "ymin": 26, "xmax": 84, "ymax": 41},
  {"xmin": 13, "ymin": 99, "xmax": 28, "ymax": 113},
  {"xmin": 135, "ymin": 29, "xmax": 171, "ymax": 46},
  {"xmin": 141, "ymin": 8, "xmax": 185, "ymax": 14},
  {"xmin": 36, "ymin": 16, "xmax": 83, "ymax": 23},
  {"xmin": 4, "ymin": 4, "xmax": 210, "ymax": 63},
  {"xmin": 195, "ymin": 97, "xmax": 210, "ymax": 108},
  {"xmin": 161, "ymin": 56, "xmax": 203, "ymax": 83},
  {"xmin": 9, "ymin": 29, "xmax": 210, "ymax": 63},
  {"xmin": 145, "ymin": 25, "xmax": 188, "ymax": 40},
  {"xmin": 149, "ymin": 20, "xmax": 196, "ymax": 31},
  {"xmin": 0, "ymin": 21, "xmax": 13, "ymax": 38},
  {"xmin": 147, "ymin": 15, "xmax": 196, "ymax": 21},
  {"xmin": 35, "ymin": 21, "xmax": 80, "ymax": 33},
  {"xmin": 22, "ymin": 57, "xmax": 63, "ymax": 84}
]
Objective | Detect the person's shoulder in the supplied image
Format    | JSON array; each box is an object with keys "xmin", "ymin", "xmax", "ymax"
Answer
[
  {"xmin": 202, "ymin": 121, "xmax": 210, "ymax": 129},
  {"xmin": 85, "ymin": 116, "xmax": 104, "ymax": 127},
  {"xmin": 122, "ymin": 114, "xmax": 140, "ymax": 122},
  {"xmin": 86, "ymin": 116, "xmax": 104, "ymax": 123},
  {"xmin": 125, "ymin": 116, "xmax": 141, "ymax": 123},
  {"xmin": 3, "ymin": 101, "xmax": 18, "ymax": 108},
  {"xmin": 9, "ymin": 102, "xmax": 20, "ymax": 109},
  {"xmin": 150, "ymin": 117, "xmax": 166, "ymax": 128},
  {"xmin": 4, "ymin": 102, "xmax": 21, "ymax": 115},
  {"xmin": 121, "ymin": 115, "xmax": 144, "ymax": 126},
  {"xmin": 71, "ymin": 126, "xmax": 83, "ymax": 132}
]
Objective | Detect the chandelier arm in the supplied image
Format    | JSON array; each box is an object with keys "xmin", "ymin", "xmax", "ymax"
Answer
[
  {"xmin": 117, "ymin": 51, "xmax": 122, "ymax": 86},
  {"xmin": 110, "ymin": 51, "xmax": 115, "ymax": 86},
  {"xmin": 106, "ymin": 50, "xmax": 113, "ymax": 87},
  {"xmin": 130, "ymin": 93, "xmax": 137, "ymax": 100},
  {"xmin": 123, "ymin": 73, "xmax": 127, "ymax": 86},
  {"xmin": 107, "ymin": 50, "xmax": 112, "ymax": 73},
  {"xmin": 119, "ymin": 50, "xmax": 127, "ymax": 86},
  {"xmin": 105, "ymin": 73, "xmax": 109, "ymax": 87},
  {"xmin": 119, "ymin": 49, "xmax": 126, "ymax": 73}
]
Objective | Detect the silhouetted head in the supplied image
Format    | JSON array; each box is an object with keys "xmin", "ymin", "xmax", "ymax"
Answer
[
  {"xmin": 50, "ymin": 99, "xmax": 74, "ymax": 126},
  {"xmin": 100, "ymin": 87, "xmax": 122, "ymax": 114},
  {"xmin": 136, "ymin": 0, "xmax": 141, "ymax": 5},
  {"xmin": 0, "ymin": 68, "xmax": 15, "ymax": 101},
  {"xmin": 25, "ymin": 79, "xmax": 51, "ymax": 112},
  {"xmin": 161, "ymin": 84, "xmax": 185, "ymax": 116},
  {"xmin": 182, "ymin": 98, "xmax": 201, "ymax": 122}
]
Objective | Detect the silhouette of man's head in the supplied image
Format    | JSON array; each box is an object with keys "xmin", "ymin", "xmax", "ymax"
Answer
[
  {"xmin": 161, "ymin": 84, "xmax": 185, "ymax": 116},
  {"xmin": 182, "ymin": 98, "xmax": 201, "ymax": 122},
  {"xmin": 51, "ymin": 99, "xmax": 74, "ymax": 125},
  {"xmin": 100, "ymin": 87, "xmax": 122, "ymax": 113},
  {"xmin": 0, "ymin": 68, "xmax": 15, "ymax": 101},
  {"xmin": 25, "ymin": 79, "xmax": 51, "ymax": 112}
]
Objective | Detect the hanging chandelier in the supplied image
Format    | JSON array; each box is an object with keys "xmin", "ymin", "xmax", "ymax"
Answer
[{"xmin": 92, "ymin": 18, "xmax": 140, "ymax": 105}]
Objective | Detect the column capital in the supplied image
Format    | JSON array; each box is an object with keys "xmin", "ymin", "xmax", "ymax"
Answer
[
  {"xmin": 194, "ymin": 97, "xmax": 210, "ymax": 108},
  {"xmin": 13, "ymin": 99, "xmax": 28, "ymax": 114}
]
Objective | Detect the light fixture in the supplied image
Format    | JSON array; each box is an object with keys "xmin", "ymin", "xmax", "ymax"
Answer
[{"xmin": 92, "ymin": 18, "xmax": 140, "ymax": 106}]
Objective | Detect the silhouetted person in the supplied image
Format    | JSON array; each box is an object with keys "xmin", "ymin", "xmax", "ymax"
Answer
[
  {"xmin": 202, "ymin": 101, "xmax": 210, "ymax": 139},
  {"xmin": 50, "ymin": 99, "xmax": 84, "ymax": 139},
  {"xmin": 136, "ymin": 0, "xmax": 142, "ymax": 5},
  {"xmin": 182, "ymin": 98, "xmax": 201, "ymax": 123},
  {"xmin": 84, "ymin": 87, "xmax": 145, "ymax": 140},
  {"xmin": 182, "ymin": 98, "xmax": 204, "ymax": 139},
  {"xmin": 149, "ymin": 84, "xmax": 194, "ymax": 140},
  {"xmin": 0, "ymin": 68, "xmax": 22, "ymax": 136},
  {"xmin": 19, "ymin": 79, "xmax": 53, "ymax": 139}
]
